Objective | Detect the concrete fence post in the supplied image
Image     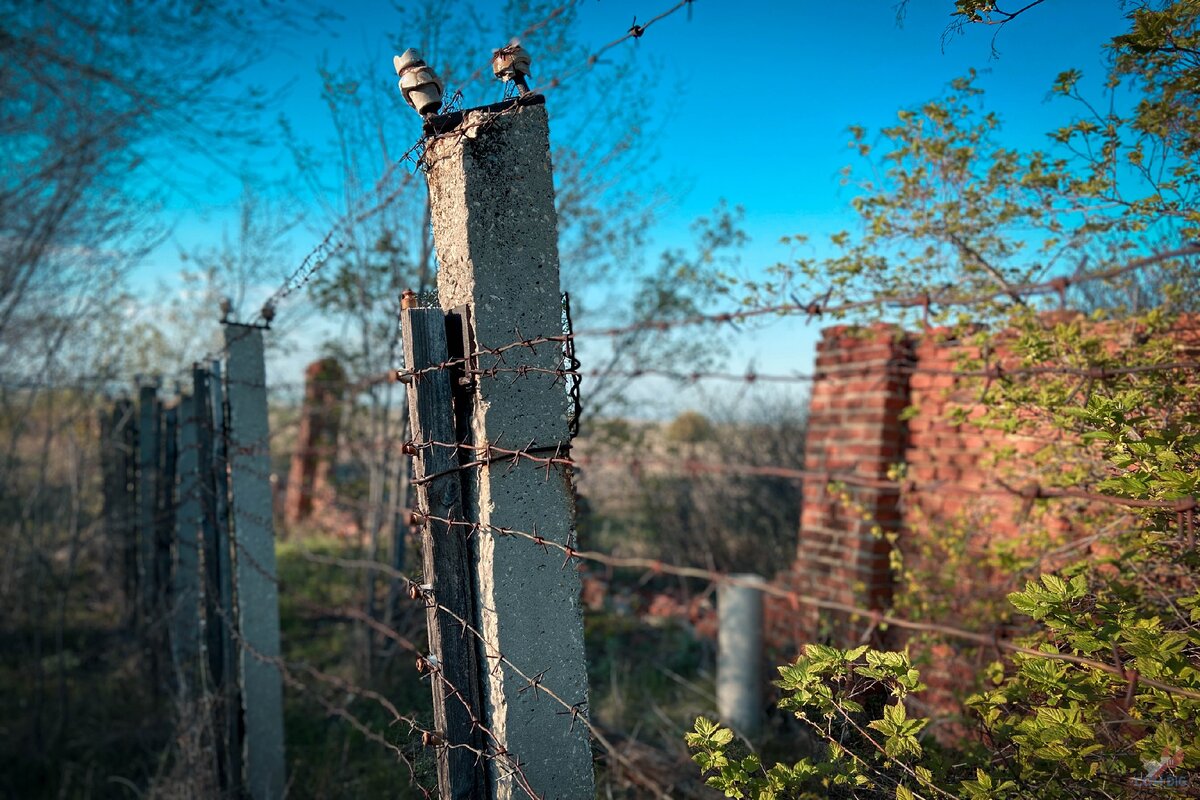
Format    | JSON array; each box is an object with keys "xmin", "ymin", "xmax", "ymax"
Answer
[
  {"xmin": 223, "ymin": 324, "xmax": 286, "ymax": 800},
  {"xmin": 718, "ymin": 576, "xmax": 764, "ymax": 739},
  {"xmin": 284, "ymin": 357, "xmax": 345, "ymax": 525},
  {"xmin": 423, "ymin": 96, "xmax": 593, "ymax": 799},
  {"xmin": 171, "ymin": 390, "xmax": 203, "ymax": 684}
]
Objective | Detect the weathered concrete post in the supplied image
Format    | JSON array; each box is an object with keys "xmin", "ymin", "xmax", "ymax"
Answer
[
  {"xmin": 136, "ymin": 381, "xmax": 160, "ymax": 631},
  {"xmin": 171, "ymin": 390, "xmax": 203, "ymax": 684},
  {"xmin": 424, "ymin": 96, "xmax": 593, "ymax": 799},
  {"xmin": 283, "ymin": 357, "xmax": 345, "ymax": 525},
  {"xmin": 717, "ymin": 576, "xmax": 764, "ymax": 739},
  {"xmin": 224, "ymin": 324, "xmax": 286, "ymax": 800}
]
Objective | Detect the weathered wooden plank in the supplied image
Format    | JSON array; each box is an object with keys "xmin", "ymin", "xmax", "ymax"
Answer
[
  {"xmin": 402, "ymin": 306, "xmax": 487, "ymax": 800},
  {"xmin": 205, "ymin": 360, "xmax": 243, "ymax": 793},
  {"xmin": 158, "ymin": 400, "xmax": 179, "ymax": 650},
  {"xmin": 136, "ymin": 384, "xmax": 159, "ymax": 631},
  {"xmin": 113, "ymin": 399, "xmax": 139, "ymax": 622}
]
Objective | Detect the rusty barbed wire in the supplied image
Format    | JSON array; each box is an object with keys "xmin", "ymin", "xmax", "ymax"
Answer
[
  {"xmin": 396, "ymin": 354, "xmax": 1200, "ymax": 386},
  {"xmin": 570, "ymin": 245, "xmax": 1200, "ymax": 337},
  {"xmin": 82, "ymin": 1, "xmax": 1200, "ymax": 787},
  {"xmin": 396, "ymin": 433, "xmax": 1198, "ymax": 515},
  {"xmin": 385, "ymin": 249, "xmax": 1200, "ymax": 384},
  {"xmin": 196, "ymin": 567, "xmax": 548, "ymax": 800},
  {"xmin": 404, "ymin": 510, "xmax": 1200, "ymax": 703},
  {"xmin": 256, "ymin": 0, "xmax": 693, "ymax": 336},
  {"xmin": 246, "ymin": 537, "xmax": 670, "ymax": 797},
  {"xmin": 529, "ymin": 0, "xmax": 695, "ymax": 93}
]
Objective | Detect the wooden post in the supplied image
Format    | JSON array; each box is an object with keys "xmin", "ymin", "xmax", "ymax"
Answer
[
  {"xmin": 157, "ymin": 401, "xmax": 179, "ymax": 648},
  {"xmin": 99, "ymin": 404, "xmax": 116, "ymax": 583},
  {"xmin": 423, "ymin": 97, "xmax": 593, "ymax": 798},
  {"xmin": 101, "ymin": 401, "xmax": 138, "ymax": 620},
  {"xmin": 136, "ymin": 383, "xmax": 160, "ymax": 633},
  {"xmin": 224, "ymin": 324, "xmax": 286, "ymax": 800},
  {"xmin": 117, "ymin": 399, "xmax": 139, "ymax": 625},
  {"xmin": 402, "ymin": 307, "xmax": 487, "ymax": 800},
  {"xmin": 172, "ymin": 391, "xmax": 202, "ymax": 683},
  {"xmin": 205, "ymin": 360, "xmax": 243, "ymax": 792}
]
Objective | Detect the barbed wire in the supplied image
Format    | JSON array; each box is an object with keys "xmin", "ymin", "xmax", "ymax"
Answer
[
  {"xmin": 530, "ymin": 0, "xmax": 694, "ymax": 94},
  {"xmin": 404, "ymin": 511, "xmax": 1200, "ymax": 702},
  {"xmin": 388, "ymin": 246, "xmax": 1200, "ymax": 383},
  {"xmin": 248, "ymin": 0, "xmax": 695, "ymax": 340},
  {"xmin": 396, "ymin": 353, "xmax": 1200, "ymax": 386},
  {"xmin": 71, "ymin": 0, "xmax": 1200, "ymax": 788}
]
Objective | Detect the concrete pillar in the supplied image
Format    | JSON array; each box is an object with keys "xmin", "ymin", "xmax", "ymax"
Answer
[
  {"xmin": 425, "ymin": 97, "xmax": 593, "ymax": 800},
  {"xmin": 172, "ymin": 391, "xmax": 202, "ymax": 681},
  {"xmin": 718, "ymin": 576, "xmax": 764, "ymax": 739},
  {"xmin": 224, "ymin": 324, "xmax": 285, "ymax": 800},
  {"xmin": 284, "ymin": 357, "xmax": 345, "ymax": 524}
]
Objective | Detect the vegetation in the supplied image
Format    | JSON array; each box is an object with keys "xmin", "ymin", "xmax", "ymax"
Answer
[
  {"xmin": 687, "ymin": 2, "xmax": 1200, "ymax": 797},
  {"xmin": 4, "ymin": 1, "xmax": 1198, "ymax": 798}
]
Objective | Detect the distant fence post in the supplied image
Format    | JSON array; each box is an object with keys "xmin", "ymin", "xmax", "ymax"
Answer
[
  {"xmin": 101, "ymin": 398, "xmax": 138, "ymax": 624},
  {"xmin": 204, "ymin": 360, "xmax": 243, "ymax": 792},
  {"xmin": 157, "ymin": 399, "xmax": 179, "ymax": 663},
  {"xmin": 99, "ymin": 404, "xmax": 116, "ymax": 584},
  {"xmin": 422, "ymin": 96, "xmax": 593, "ymax": 798},
  {"xmin": 402, "ymin": 305, "xmax": 487, "ymax": 799},
  {"xmin": 284, "ymin": 357, "xmax": 345, "ymax": 525},
  {"xmin": 171, "ymin": 389, "xmax": 202, "ymax": 685},
  {"xmin": 136, "ymin": 381, "xmax": 160, "ymax": 636},
  {"xmin": 223, "ymin": 323, "xmax": 286, "ymax": 800},
  {"xmin": 717, "ymin": 576, "xmax": 764, "ymax": 739}
]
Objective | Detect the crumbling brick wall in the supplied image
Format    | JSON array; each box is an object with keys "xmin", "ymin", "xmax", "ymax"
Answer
[
  {"xmin": 779, "ymin": 315, "xmax": 1200, "ymax": 718},
  {"xmin": 283, "ymin": 358, "xmax": 346, "ymax": 525}
]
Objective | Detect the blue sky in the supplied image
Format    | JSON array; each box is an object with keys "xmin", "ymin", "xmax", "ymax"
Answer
[{"xmin": 145, "ymin": 1, "xmax": 1135, "ymax": 412}]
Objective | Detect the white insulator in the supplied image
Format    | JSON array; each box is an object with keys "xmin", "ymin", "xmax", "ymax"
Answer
[
  {"xmin": 393, "ymin": 49, "xmax": 444, "ymax": 117},
  {"xmin": 492, "ymin": 42, "xmax": 532, "ymax": 94}
]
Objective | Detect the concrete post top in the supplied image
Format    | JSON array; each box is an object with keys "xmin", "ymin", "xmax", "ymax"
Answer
[{"xmin": 422, "ymin": 93, "xmax": 546, "ymax": 138}]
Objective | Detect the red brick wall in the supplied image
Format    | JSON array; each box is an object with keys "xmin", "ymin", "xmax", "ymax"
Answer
[
  {"xmin": 783, "ymin": 324, "xmax": 911, "ymax": 647},
  {"xmin": 283, "ymin": 358, "xmax": 346, "ymax": 525},
  {"xmin": 782, "ymin": 315, "xmax": 1200, "ymax": 720}
]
